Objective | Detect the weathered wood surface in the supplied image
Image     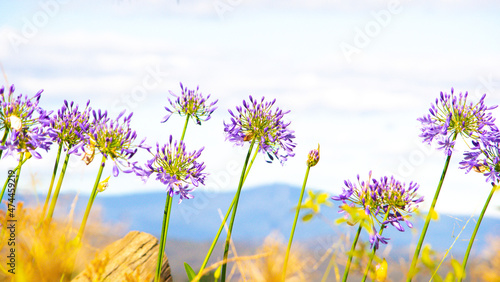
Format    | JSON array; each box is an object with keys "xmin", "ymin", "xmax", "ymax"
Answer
[{"xmin": 72, "ymin": 231, "xmax": 172, "ymax": 282}]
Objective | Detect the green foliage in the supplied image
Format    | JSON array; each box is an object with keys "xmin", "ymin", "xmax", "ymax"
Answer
[
  {"xmin": 298, "ymin": 190, "xmax": 332, "ymax": 222},
  {"xmin": 184, "ymin": 262, "xmax": 196, "ymax": 281}
]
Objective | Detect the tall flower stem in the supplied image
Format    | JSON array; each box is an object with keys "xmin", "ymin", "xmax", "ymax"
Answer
[
  {"xmin": 196, "ymin": 147, "xmax": 258, "ymax": 278},
  {"xmin": 12, "ymin": 153, "xmax": 25, "ymax": 196},
  {"xmin": 342, "ymin": 224, "xmax": 363, "ymax": 282},
  {"xmin": 0, "ymin": 153, "xmax": 27, "ymax": 203},
  {"xmin": 282, "ymin": 165, "xmax": 311, "ymax": 281},
  {"xmin": 42, "ymin": 143, "xmax": 63, "ymax": 218},
  {"xmin": 155, "ymin": 114, "xmax": 190, "ymax": 282},
  {"xmin": 362, "ymin": 211, "xmax": 391, "ymax": 282},
  {"xmin": 220, "ymin": 138, "xmax": 256, "ymax": 281},
  {"xmin": 458, "ymin": 183, "xmax": 498, "ymax": 281},
  {"xmin": 46, "ymin": 151, "xmax": 71, "ymax": 221},
  {"xmin": 76, "ymin": 155, "xmax": 106, "ymax": 242},
  {"xmin": 0, "ymin": 128, "xmax": 9, "ymax": 159},
  {"xmin": 407, "ymin": 153, "xmax": 453, "ymax": 281}
]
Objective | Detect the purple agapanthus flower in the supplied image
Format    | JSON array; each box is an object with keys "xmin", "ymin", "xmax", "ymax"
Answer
[
  {"xmin": 417, "ymin": 88, "xmax": 498, "ymax": 156},
  {"xmin": 139, "ymin": 135, "xmax": 206, "ymax": 203},
  {"xmin": 332, "ymin": 172, "xmax": 423, "ymax": 249},
  {"xmin": 0, "ymin": 85, "xmax": 55, "ymax": 159},
  {"xmin": 369, "ymin": 226, "xmax": 390, "ymax": 250},
  {"xmin": 223, "ymin": 95, "xmax": 296, "ymax": 164},
  {"xmin": 460, "ymin": 137, "xmax": 500, "ymax": 184},
  {"xmin": 87, "ymin": 109, "xmax": 149, "ymax": 177},
  {"xmin": 0, "ymin": 85, "xmax": 44, "ymax": 132},
  {"xmin": 162, "ymin": 82, "xmax": 218, "ymax": 125},
  {"xmin": 41, "ymin": 100, "xmax": 92, "ymax": 154}
]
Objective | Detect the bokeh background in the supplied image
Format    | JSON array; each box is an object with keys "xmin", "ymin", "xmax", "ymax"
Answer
[{"xmin": 1, "ymin": 0, "xmax": 500, "ymax": 219}]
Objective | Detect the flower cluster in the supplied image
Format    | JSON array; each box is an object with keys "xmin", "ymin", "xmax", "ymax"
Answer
[
  {"xmin": 332, "ymin": 172, "xmax": 423, "ymax": 249},
  {"xmin": 0, "ymin": 85, "xmax": 54, "ymax": 159},
  {"xmin": 223, "ymin": 96, "xmax": 296, "ymax": 164},
  {"xmin": 88, "ymin": 109, "xmax": 149, "ymax": 176},
  {"xmin": 162, "ymin": 83, "xmax": 218, "ymax": 125},
  {"xmin": 417, "ymin": 89, "xmax": 498, "ymax": 155},
  {"xmin": 139, "ymin": 136, "xmax": 206, "ymax": 203},
  {"xmin": 460, "ymin": 138, "xmax": 500, "ymax": 184},
  {"xmin": 41, "ymin": 100, "xmax": 92, "ymax": 154}
]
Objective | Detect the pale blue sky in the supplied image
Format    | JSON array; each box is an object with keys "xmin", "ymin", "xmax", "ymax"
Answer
[{"xmin": 1, "ymin": 0, "xmax": 500, "ymax": 217}]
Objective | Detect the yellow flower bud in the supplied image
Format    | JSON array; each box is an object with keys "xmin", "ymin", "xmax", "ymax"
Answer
[
  {"xmin": 98, "ymin": 176, "xmax": 111, "ymax": 193},
  {"xmin": 375, "ymin": 258, "xmax": 388, "ymax": 282}
]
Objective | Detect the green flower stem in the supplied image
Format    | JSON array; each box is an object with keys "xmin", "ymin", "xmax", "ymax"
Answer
[
  {"xmin": 0, "ymin": 153, "xmax": 27, "ymax": 203},
  {"xmin": 46, "ymin": 151, "xmax": 71, "ymax": 221},
  {"xmin": 220, "ymin": 138, "xmax": 257, "ymax": 281},
  {"xmin": 197, "ymin": 195, "xmax": 235, "ymax": 278},
  {"xmin": 155, "ymin": 194, "xmax": 173, "ymax": 282},
  {"xmin": 75, "ymin": 155, "xmax": 106, "ymax": 242},
  {"xmin": 0, "ymin": 129, "xmax": 9, "ymax": 159},
  {"xmin": 42, "ymin": 143, "xmax": 63, "ymax": 218},
  {"xmin": 458, "ymin": 183, "xmax": 498, "ymax": 282},
  {"xmin": 196, "ymin": 147, "xmax": 258, "ymax": 279},
  {"xmin": 407, "ymin": 153, "xmax": 453, "ymax": 281},
  {"xmin": 342, "ymin": 224, "xmax": 363, "ymax": 282},
  {"xmin": 282, "ymin": 165, "xmax": 311, "ymax": 281},
  {"xmin": 180, "ymin": 115, "xmax": 190, "ymax": 143},
  {"xmin": 155, "ymin": 114, "xmax": 190, "ymax": 282},
  {"xmin": 362, "ymin": 211, "xmax": 391, "ymax": 282}
]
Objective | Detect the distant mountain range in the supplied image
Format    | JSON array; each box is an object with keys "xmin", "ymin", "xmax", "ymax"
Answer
[{"xmin": 16, "ymin": 184, "xmax": 500, "ymax": 258}]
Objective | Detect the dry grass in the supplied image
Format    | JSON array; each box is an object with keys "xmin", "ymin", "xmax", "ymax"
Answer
[{"xmin": 0, "ymin": 197, "xmax": 121, "ymax": 282}]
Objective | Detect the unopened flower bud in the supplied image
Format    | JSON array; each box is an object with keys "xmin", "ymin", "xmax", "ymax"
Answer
[
  {"xmin": 307, "ymin": 144, "xmax": 320, "ymax": 167},
  {"xmin": 98, "ymin": 176, "xmax": 110, "ymax": 192},
  {"xmin": 375, "ymin": 259, "xmax": 388, "ymax": 282}
]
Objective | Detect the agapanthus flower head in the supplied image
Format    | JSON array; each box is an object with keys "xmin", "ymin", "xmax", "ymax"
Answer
[
  {"xmin": 43, "ymin": 100, "xmax": 92, "ymax": 154},
  {"xmin": 0, "ymin": 85, "xmax": 44, "ymax": 132},
  {"xmin": 332, "ymin": 172, "xmax": 422, "ymax": 249},
  {"xmin": 417, "ymin": 88, "xmax": 498, "ymax": 156},
  {"xmin": 0, "ymin": 125, "xmax": 53, "ymax": 160},
  {"xmin": 307, "ymin": 144, "xmax": 320, "ymax": 167},
  {"xmin": 139, "ymin": 135, "xmax": 206, "ymax": 203},
  {"xmin": 162, "ymin": 82, "xmax": 218, "ymax": 125},
  {"xmin": 223, "ymin": 95, "xmax": 296, "ymax": 164},
  {"xmin": 460, "ymin": 138, "xmax": 500, "ymax": 184},
  {"xmin": 88, "ymin": 109, "xmax": 149, "ymax": 177},
  {"xmin": 0, "ymin": 85, "xmax": 54, "ymax": 159}
]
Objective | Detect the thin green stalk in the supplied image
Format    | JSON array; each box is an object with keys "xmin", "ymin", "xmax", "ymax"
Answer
[
  {"xmin": 0, "ymin": 128, "xmax": 9, "ymax": 159},
  {"xmin": 220, "ymin": 138, "xmax": 256, "ymax": 281},
  {"xmin": 282, "ymin": 165, "xmax": 311, "ymax": 281},
  {"xmin": 196, "ymin": 148, "xmax": 258, "ymax": 278},
  {"xmin": 155, "ymin": 194, "xmax": 173, "ymax": 282},
  {"xmin": 0, "ymin": 154, "xmax": 27, "ymax": 203},
  {"xmin": 12, "ymin": 153, "xmax": 25, "ymax": 197},
  {"xmin": 458, "ymin": 184, "xmax": 498, "ymax": 282},
  {"xmin": 197, "ymin": 196, "xmax": 236, "ymax": 277},
  {"xmin": 407, "ymin": 153, "xmax": 453, "ymax": 282},
  {"xmin": 46, "ymin": 151, "xmax": 71, "ymax": 220},
  {"xmin": 362, "ymin": 211, "xmax": 391, "ymax": 282},
  {"xmin": 180, "ymin": 114, "xmax": 190, "ymax": 143},
  {"xmin": 155, "ymin": 114, "xmax": 190, "ymax": 282},
  {"xmin": 75, "ymin": 155, "xmax": 106, "ymax": 242},
  {"xmin": 342, "ymin": 224, "xmax": 363, "ymax": 282},
  {"xmin": 42, "ymin": 143, "xmax": 63, "ymax": 218}
]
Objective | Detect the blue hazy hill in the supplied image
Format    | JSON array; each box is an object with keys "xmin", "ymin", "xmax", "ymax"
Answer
[{"xmin": 18, "ymin": 184, "xmax": 500, "ymax": 257}]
